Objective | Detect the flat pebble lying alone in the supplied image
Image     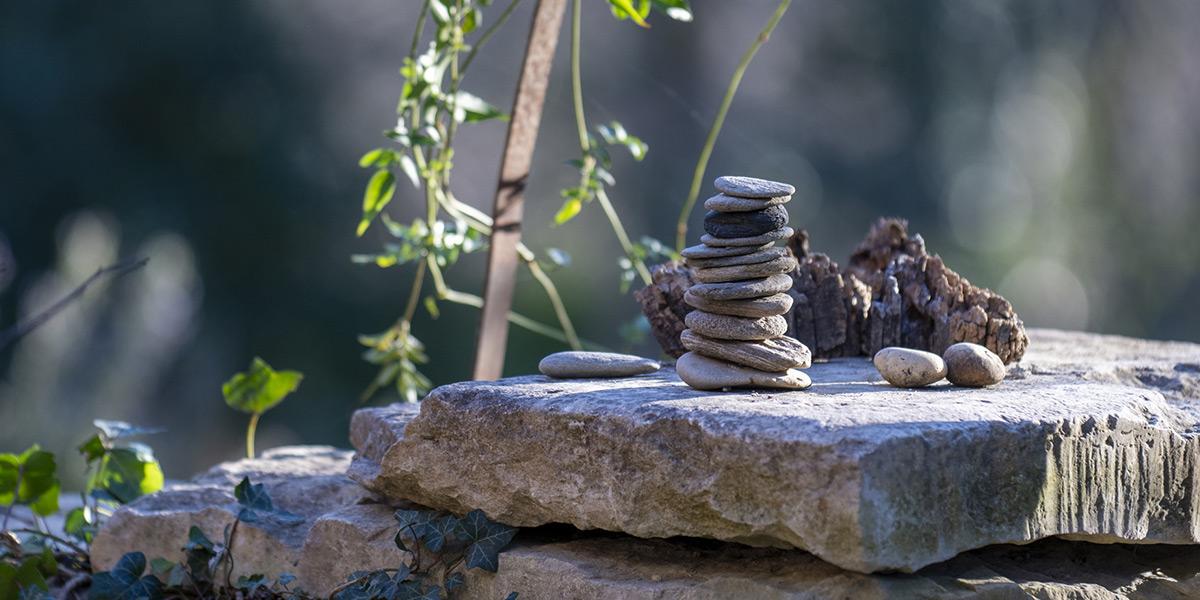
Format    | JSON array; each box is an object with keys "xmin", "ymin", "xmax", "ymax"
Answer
[
  {"xmin": 943, "ymin": 342, "xmax": 1006, "ymax": 387},
  {"xmin": 873, "ymin": 347, "xmax": 947, "ymax": 388},
  {"xmin": 538, "ymin": 351, "xmax": 660, "ymax": 378}
]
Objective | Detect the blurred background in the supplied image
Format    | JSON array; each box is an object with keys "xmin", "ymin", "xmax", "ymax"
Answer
[{"xmin": 2, "ymin": 0, "xmax": 1198, "ymax": 484}]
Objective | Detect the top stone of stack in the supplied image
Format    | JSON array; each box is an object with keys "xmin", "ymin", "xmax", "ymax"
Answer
[{"xmin": 714, "ymin": 175, "xmax": 796, "ymax": 198}]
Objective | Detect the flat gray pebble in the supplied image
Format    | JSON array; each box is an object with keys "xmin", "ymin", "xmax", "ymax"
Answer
[
  {"xmin": 539, "ymin": 351, "xmax": 660, "ymax": 378},
  {"xmin": 713, "ymin": 176, "xmax": 796, "ymax": 198}
]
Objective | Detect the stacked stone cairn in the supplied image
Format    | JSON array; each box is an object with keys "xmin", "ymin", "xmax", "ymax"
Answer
[{"xmin": 675, "ymin": 176, "xmax": 813, "ymax": 390}]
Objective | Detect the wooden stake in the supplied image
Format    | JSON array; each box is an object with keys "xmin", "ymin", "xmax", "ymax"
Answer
[{"xmin": 473, "ymin": 0, "xmax": 567, "ymax": 380}]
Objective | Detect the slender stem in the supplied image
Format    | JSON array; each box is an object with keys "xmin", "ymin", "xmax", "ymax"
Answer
[
  {"xmin": 596, "ymin": 188, "xmax": 652, "ymax": 284},
  {"xmin": 568, "ymin": 0, "xmax": 651, "ymax": 286},
  {"xmin": 461, "ymin": 0, "xmax": 523, "ymax": 73},
  {"xmin": 409, "ymin": 0, "xmax": 431, "ymax": 59},
  {"xmin": 674, "ymin": 0, "xmax": 792, "ymax": 252},
  {"xmin": 401, "ymin": 256, "xmax": 429, "ymax": 328},
  {"xmin": 245, "ymin": 412, "xmax": 260, "ymax": 459},
  {"xmin": 428, "ymin": 257, "xmax": 598, "ymax": 349},
  {"xmin": 569, "ymin": 0, "xmax": 589, "ymax": 151},
  {"xmin": 10, "ymin": 528, "xmax": 89, "ymax": 556},
  {"xmin": 523, "ymin": 261, "xmax": 581, "ymax": 349}
]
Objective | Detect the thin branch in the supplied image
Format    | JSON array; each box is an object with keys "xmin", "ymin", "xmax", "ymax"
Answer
[
  {"xmin": 0, "ymin": 257, "xmax": 149, "ymax": 352},
  {"xmin": 461, "ymin": 0, "xmax": 524, "ymax": 73},
  {"xmin": 674, "ymin": 0, "xmax": 792, "ymax": 251}
]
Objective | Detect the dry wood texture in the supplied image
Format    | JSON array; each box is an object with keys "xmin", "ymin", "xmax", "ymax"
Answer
[{"xmin": 641, "ymin": 218, "xmax": 1029, "ymax": 363}]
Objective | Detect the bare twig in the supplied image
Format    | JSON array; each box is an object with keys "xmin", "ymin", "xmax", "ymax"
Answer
[
  {"xmin": 674, "ymin": 0, "xmax": 791, "ymax": 251},
  {"xmin": 57, "ymin": 572, "xmax": 91, "ymax": 600},
  {"xmin": 0, "ymin": 257, "xmax": 149, "ymax": 352}
]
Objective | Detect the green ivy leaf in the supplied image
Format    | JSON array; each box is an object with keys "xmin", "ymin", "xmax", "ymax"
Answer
[
  {"xmin": 357, "ymin": 169, "xmax": 397, "ymax": 237},
  {"xmin": 88, "ymin": 445, "xmax": 164, "ymax": 505},
  {"xmin": 89, "ymin": 552, "xmax": 163, "ymax": 600},
  {"xmin": 222, "ymin": 357, "xmax": 303, "ymax": 416},
  {"xmin": 0, "ymin": 446, "xmax": 59, "ymax": 517},
  {"xmin": 0, "ymin": 560, "xmax": 48, "ymax": 600},
  {"xmin": 182, "ymin": 526, "xmax": 217, "ymax": 584},
  {"xmin": 460, "ymin": 510, "xmax": 517, "ymax": 572},
  {"xmin": 234, "ymin": 477, "xmax": 302, "ymax": 524}
]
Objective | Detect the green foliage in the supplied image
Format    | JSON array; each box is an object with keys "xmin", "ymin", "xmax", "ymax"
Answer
[
  {"xmin": 619, "ymin": 236, "xmax": 677, "ymax": 293},
  {"xmin": 0, "ymin": 447, "xmax": 59, "ymax": 518},
  {"xmin": 233, "ymin": 477, "xmax": 302, "ymax": 524},
  {"xmin": 608, "ymin": 0, "xmax": 693, "ymax": 25},
  {"xmin": 352, "ymin": 217, "xmax": 484, "ymax": 270},
  {"xmin": 222, "ymin": 358, "xmax": 303, "ymax": 458},
  {"xmin": 359, "ymin": 329, "xmax": 430, "ymax": 404},
  {"xmin": 222, "ymin": 358, "xmax": 303, "ymax": 417},
  {"xmin": 79, "ymin": 420, "xmax": 165, "ymax": 506},
  {"xmin": 333, "ymin": 508, "xmax": 517, "ymax": 600},
  {"xmin": 89, "ymin": 552, "xmax": 162, "ymax": 600},
  {"xmin": 0, "ymin": 547, "xmax": 55, "ymax": 600},
  {"xmin": 556, "ymin": 121, "xmax": 648, "ymax": 226}
]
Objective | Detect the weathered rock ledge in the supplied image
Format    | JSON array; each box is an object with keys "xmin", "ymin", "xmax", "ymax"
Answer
[
  {"xmin": 350, "ymin": 329, "xmax": 1200, "ymax": 573},
  {"xmin": 92, "ymin": 446, "xmax": 1200, "ymax": 599}
]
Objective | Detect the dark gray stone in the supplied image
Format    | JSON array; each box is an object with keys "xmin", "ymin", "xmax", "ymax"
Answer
[{"xmin": 703, "ymin": 205, "xmax": 789, "ymax": 239}]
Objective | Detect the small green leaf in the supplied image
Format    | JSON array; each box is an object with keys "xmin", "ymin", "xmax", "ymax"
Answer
[
  {"xmin": 358, "ymin": 148, "xmax": 394, "ymax": 168},
  {"xmin": 651, "ymin": 0, "xmax": 692, "ymax": 21},
  {"xmin": 0, "ymin": 447, "xmax": 60, "ymax": 516},
  {"xmin": 398, "ymin": 154, "xmax": 420, "ymax": 188},
  {"xmin": 423, "ymin": 296, "xmax": 440, "ymax": 319},
  {"xmin": 88, "ymin": 445, "xmax": 164, "ymax": 504},
  {"xmin": 222, "ymin": 358, "xmax": 303, "ymax": 416},
  {"xmin": 357, "ymin": 169, "xmax": 397, "ymax": 236},
  {"xmin": 462, "ymin": 7, "xmax": 481, "ymax": 33},
  {"xmin": 453, "ymin": 91, "xmax": 504, "ymax": 123},
  {"xmin": 77, "ymin": 435, "xmax": 106, "ymax": 463},
  {"xmin": 608, "ymin": 0, "xmax": 651, "ymax": 27},
  {"xmin": 554, "ymin": 198, "xmax": 582, "ymax": 225}
]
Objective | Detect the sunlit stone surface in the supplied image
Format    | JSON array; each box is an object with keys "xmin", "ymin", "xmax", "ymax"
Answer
[{"xmin": 350, "ymin": 329, "xmax": 1200, "ymax": 573}]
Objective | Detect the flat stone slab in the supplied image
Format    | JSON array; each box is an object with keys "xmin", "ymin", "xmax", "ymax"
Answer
[
  {"xmin": 87, "ymin": 446, "xmax": 1200, "ymax": 599},
  {"xmin": 350, "ymin": 329, "xmax": 1200, "ymax": 573}
]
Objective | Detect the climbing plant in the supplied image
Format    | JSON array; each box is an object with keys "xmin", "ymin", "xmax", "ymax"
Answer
[{"xmin": 355, "ymin": 0, "xmax": 692, "ymax": 403}]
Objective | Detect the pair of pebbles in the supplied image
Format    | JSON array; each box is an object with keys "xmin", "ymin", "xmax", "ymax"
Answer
[
  {"xmin": 873, "ymin": 342, "xmax": 1006, "ymax": 388},
  {"xmin": 675, "ymin": 176, "xmax": 812, "ymax": 391}
]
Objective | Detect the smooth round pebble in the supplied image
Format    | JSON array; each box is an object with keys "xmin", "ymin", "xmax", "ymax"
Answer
[
  {"xmin": 684, "ymin": 290, "xmax": 793, "ymax": 318},
  {"xmin": 693, "ymin": 255, "xmax": 798, "ymax": 284},
  {"xmin": 701, "ymin": 227, "xmax": 794, "ymax": 248},
  {"xmin": 686, "ymin": 273, "xmax": 793, "ymax": 301},
  {"xmin": 713, "ymin": 176, "xmax": 796, "ymax": 199},
  {"xmin": 704, "ymin": 193, "xmax": 790, "ymax": 213},
  {"xmin": 680, "ymin": 329, "xmax": 811, "ymax": 372},
  {"xmin": 684, "ymin": 247, "xmax": 789, "ymax": 270},
  {"xmin": 680, "ymin": 242, "xmax": 773, "ymax": 260},
  {"xmin": 943, "ymin": 342, "xmax": 1006, "ymax": 387},
  {"xmin": 676, "ymin": 351, "xmax": 811, "ymax": 391},
  {"xmin": 873, "ymin": 347, "xmax": 947, "ymax": 388},
  {"xmin": 539, "ymin": 351, "xmax": 660, "ymax": 378},
  {"xmin": 704, "ymin": 205, "xmax": 789, "ymax": 239},
  {"xmin": 684, "ymin": 311, "xmax": 787, "ymax": 341}
]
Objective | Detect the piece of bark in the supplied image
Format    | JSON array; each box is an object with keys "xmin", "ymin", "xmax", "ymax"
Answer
[
  {"xmin": 634, "ymin": 261, "xmax": 695, "ymax": 358},
  {"xmin": 641, "ymin": 218, "xmax": 1028, "ymax": 364}
]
